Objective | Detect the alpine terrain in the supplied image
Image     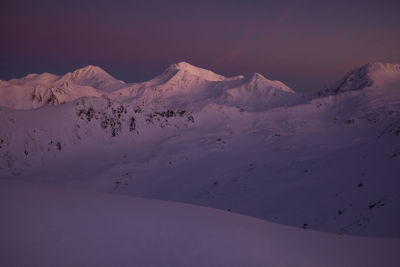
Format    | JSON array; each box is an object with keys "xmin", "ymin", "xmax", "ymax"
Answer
[{"xmin": 1, "ymin": 62, "xmax": 400, "ymax": 266}]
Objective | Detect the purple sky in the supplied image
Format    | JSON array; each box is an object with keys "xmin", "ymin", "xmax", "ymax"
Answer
[{"xmin": 1, "ymin": 0, "xmax": 399, "ymax": 91}]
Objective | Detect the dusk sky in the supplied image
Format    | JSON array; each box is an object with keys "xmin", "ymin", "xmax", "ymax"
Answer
[{"xmin": 1, "ymin": 0, "xmax": 399, "ymax": 91}]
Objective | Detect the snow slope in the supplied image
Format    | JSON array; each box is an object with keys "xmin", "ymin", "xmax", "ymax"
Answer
[{"xmin": 1, "ymin": 179, "xmax": 399, "ymax": 267}]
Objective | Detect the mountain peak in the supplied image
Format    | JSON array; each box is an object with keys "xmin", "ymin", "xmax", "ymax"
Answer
[
  {"xmin": 64, "ymin": 65, "xmax": 125, "ymax": 93},
  {"xmin": 70, "ymin": 65, "xmax": 110, "ymax": 79},
  {"xmin": 245, "ymin": 72, "xmax": 294, "ymax": 93},
  {"xmin": 249, "ymin": 72, "xmax": 266, "ymax": 80},
  {"xmin": 173, "ymin": 61, "xmax": 196, "ymax": 70},
  {"xmin": 165, "ymin": 62, "xmax": 226, "ymax": 81},
  {"xmin": 363, "ymin": 62, "xmax": 400, "ymax": 73},
  {"xmin": 322, "ymin": 62, "xmax": 400, "ymax": 95}
]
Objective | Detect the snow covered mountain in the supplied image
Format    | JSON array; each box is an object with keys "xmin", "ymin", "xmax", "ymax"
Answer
[
  {"xmin": 112, "ymin": 61, "xmax": 299, "ymax": 111},
  {"xmin": 0, "ymin": 62, "xmax": 300, "ymax": 111},
  {"xmin": 0, "ymin": 65, "xmax": 124, "ymax": 109},
  {"xmin": 321, "ymin": 62, "xmax": 400, "ymax": 95},
  {"xmin": 62, "ymin": 65, "xmax": 126, "ymax": 93},
  {"xmin": 0, "ymin": 62, "xmax": 400, "ymax": 240}
]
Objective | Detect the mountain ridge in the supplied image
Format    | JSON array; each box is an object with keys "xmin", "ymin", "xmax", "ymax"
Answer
[{"xmin": 1, "ymin": 62, "xmax": 399, "ymax": 110}]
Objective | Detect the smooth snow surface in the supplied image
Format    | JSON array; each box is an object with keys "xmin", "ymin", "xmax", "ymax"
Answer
[{"xmin": 1, "ymin": 179, "xmax": 399, "ymax": 267}]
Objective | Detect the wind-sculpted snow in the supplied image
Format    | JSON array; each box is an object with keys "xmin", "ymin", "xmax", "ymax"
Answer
[{"xmin": 0, "ymin": 62, "xmax": 400, "ymax": 238}]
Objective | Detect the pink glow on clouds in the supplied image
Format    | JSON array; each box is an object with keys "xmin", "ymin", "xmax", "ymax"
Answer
[
  {"xmin": 217, "ymin": 46, "xmax": 245, "ymax": 66},
  {"xmin": 213, "ymin": 22, "xmax": 256, "ymax": 66},
  {"xmin": 274, "ymin": 7, "xmax": 294, "ymax": 27},
  {"xmin": 214, "ymin": 6, "xmax": 295, "ymax": 68}
]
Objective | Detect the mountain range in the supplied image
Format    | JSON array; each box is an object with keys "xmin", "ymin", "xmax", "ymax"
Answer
[
  {"xmin": 0, "ymin": 62, "xmax": 302, "ymax": 110},
  {"xmin": 1, "ymin": 61, "xmax": 400, "ymax": 237},
  {"xmin": 1, "ymin": 61, "xmax": 400, "ymax": 265}
]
